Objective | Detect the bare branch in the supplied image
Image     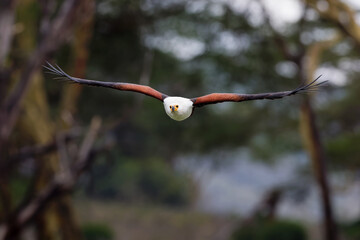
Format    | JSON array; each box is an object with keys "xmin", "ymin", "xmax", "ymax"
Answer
[
  {"xmin": 0, "ymin": 0, "xmax": 16, "ymax": 66},
  {"xmin": 56, "ymin": 133, "xmax": 72, "ymax": 179},
  {"xmin": 306, "ymin": 0, "xmax": 360, "ymax": 48},
  {"xmin": 0, "ymin": 0, "xmax": 82, "ymax": 154},
  {"xmin": 0, "ymin": 117, "xmax": 102, "ymax": 240},
  {"xmin": 73, "ymin": 117, "xmax": 102, "ymax": 178},
  {"xmin": 2, "ymin": 128, "xmax": 82, "ymax": 175}
]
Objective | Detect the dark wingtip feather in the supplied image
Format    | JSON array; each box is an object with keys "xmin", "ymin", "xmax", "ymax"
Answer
[
  {"xmin": 43, "ymin": 62, "xmax": 63, "ymax": 76},
  {"xmin": 43, "ymin": 61, "xmax": 78, "ymax": 84},
  {"xmin": 291, "ymin": 75, "xmax": 328, "ymax": 95}
]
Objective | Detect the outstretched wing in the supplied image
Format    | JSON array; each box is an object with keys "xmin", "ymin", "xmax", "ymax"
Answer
[
  {"xmin": 191, "ymin": 76, "xmax": 327, "ymax": 107},
  {"xmin": 44, "ymin": 62, "xmax": 168, "ymax": 102}
]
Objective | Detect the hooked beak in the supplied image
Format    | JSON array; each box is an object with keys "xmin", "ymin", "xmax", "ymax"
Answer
[{"xmin": 171, "ymin": 106, "xmax": 175, "ymax": 112}]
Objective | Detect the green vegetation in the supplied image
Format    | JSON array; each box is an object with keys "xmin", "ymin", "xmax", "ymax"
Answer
[
  {"xmin": 231, "ymin": 220, "xmax": 307, "ymax": 240},
  {"xmin": 82, "ymin": 223, "xmax": 114, "ymax": 240},
  {"xmin": 76, "ymin": 200, "xmax": 235, "ymax": 240},
  {"xmin": 87, "ymin": 157, "xmax": 192, "ymax": 206},
  {"xmin": 341, "ymin": 219, "xmax": 360, "ymax": 240}
]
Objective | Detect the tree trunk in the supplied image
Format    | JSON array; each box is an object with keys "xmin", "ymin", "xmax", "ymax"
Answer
[
  {"xmin": 56, "ymin": 1, "xmax": 95, "ymax": 239},
  {"xmin": 0, "ymin": 0, "xmax": 16, "ymax": 66},
  {"xmin": 306, "ymin": 0, "xmax": 360, "ymax": 48},
  {"xmin": 13, "ymin": 2, "xmax": 61, "ymax": 239},
  {"xmin": 0, "ymin": 0, "xmax": 79, "ymax": 155},
  {"xmin": 6, "ymin": 1, "xmax": 85, "ymax": 239},
  {"xmin": 59, "ymin": 0, "xmax": 95, "ymax": 128},
  {"xmin": 298, "ymin": 34, "xmax": 341, "ymax": 240},
  {"xmin": 299, "ymin": 99, "xmax": 336, "ymax": 240}
]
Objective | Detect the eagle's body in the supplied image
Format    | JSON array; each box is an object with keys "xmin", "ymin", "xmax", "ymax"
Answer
[{"xmin": 44, "ymin": 62, "xmax": 326, "ymax": 121}]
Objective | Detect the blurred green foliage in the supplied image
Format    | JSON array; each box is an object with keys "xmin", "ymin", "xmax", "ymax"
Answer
[
  {"xmin": 87, "ymin": 157, "xmax": 192, "ymax": 206},
  {"xmin": 9, "ymin": 175, "xmax": 31, "ymax": 207},
  {"xmin": 139, "ymin": 159, "xmax": 191, "ymax": 205},
  {"xmin": 82, "ymin": 223, "xmax": 114, "ymax": 240},
  {"xmin": 231, "ymin": 220, "xmax": 307, "ymax": 240},
  {"xmin": 341, "ymin": 219, "xmax": 360, "ymax": 240},
  {"xmin": 322, "ymin": 79, "xmax": 360, "ymax": 169}
]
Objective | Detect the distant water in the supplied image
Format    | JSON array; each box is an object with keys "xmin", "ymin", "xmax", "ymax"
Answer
[{"xmin": 175, "ymin": 149, "xmax": 360, "ymax": 222}]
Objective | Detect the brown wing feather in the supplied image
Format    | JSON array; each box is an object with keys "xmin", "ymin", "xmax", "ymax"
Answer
[
  {"xmin": 44, "ymin": 62, "xmax": 168, "ymax": 101},
  {"xmin": 191, "ymin": 76, "xmax": 326, "ymax": 107}
]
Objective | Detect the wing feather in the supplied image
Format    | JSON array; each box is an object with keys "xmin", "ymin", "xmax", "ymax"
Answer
[
  {"xmin": 191, "ymin": 76, "xmax": 327, "ymax": 107},
  {"xmin": 44, "ymin": 62, "xmax": 168, "ymax": 101}
]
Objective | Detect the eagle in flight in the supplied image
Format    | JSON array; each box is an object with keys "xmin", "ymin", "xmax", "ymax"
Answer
[{"xmin": 45, "ymin": 62, "xmax": 326, "ymax": 121}]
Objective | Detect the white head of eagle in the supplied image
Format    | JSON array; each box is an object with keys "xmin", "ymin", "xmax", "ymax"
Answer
[{"xmin": 163, "ymin": 97, "xmax": 194, "ymax": 121}]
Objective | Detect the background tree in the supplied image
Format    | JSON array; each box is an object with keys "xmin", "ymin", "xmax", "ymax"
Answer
[{"xmin": 1, "ymin": 1, "xmax": 360, "ymax": 240}]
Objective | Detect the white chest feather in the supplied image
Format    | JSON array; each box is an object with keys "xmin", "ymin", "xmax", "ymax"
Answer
[{"xmin": 163, "ymin": 97, "xmax": 194, "ymax": 121}]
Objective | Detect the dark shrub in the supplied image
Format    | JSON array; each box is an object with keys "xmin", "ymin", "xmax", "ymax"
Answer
[
  {"xmin": 232, "ymin": 220, "xmax": 307, "ymax": 240},
  {"xmin": 82, "ymin": 223, "xmax": 113, "ymax": 240}
]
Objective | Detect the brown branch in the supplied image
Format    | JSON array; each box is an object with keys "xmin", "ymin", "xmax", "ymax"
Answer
[
  {"xmin": 300, "ymin": 33, "xmax": 341, "ymax": 240},
  {"xmin": 0, "ymin": 0, "xmax": 82, "ymax": 155},
  {"xmin": 0, "ymin": 117, "xmax": 102, "ymax": 240},
  {"xmin": 0, "ymin": 0, "xmax": 16, "ymax": 66},
  {"xmin": 1, "ymin": 128, "xmax": 82, "ymax": 176},
  {"xmin": 249, "ymin": 187, "xmax": 283, "ymax": 221},
  {"xmin": 0, "ymin": 181, "xmax": 12, "ymax": 222},
  {"xmin": 56, "ymin": 133, "xmax": 72, "ymax": 178},
  {"xmin": 72, "ymin": 117, "xmax": 102, "ymax": 178},
  {"xmin": 59, "ymin": 0, "xmax": 95, "ymax": 127},
  {"xmin": 39, "ymin": 0, "xmax": 57, "ymax": 41},
  {"xmin": 0, "ymin": 0, "xmax": 17, "ymax": 105},
  {"xmin": 306, "ymin": 0, "xmax": 360, "ymax": 48}
]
